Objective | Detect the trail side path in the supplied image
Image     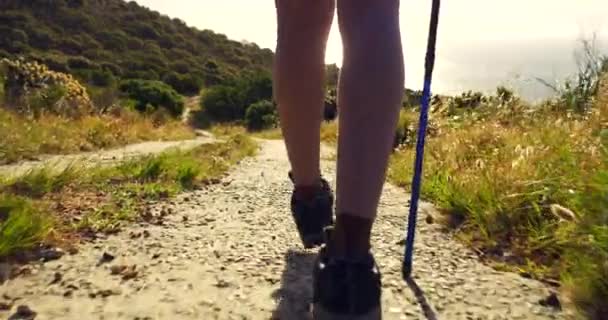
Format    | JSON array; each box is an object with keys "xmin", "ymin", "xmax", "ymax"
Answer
[
  {"xmin": 1, "ymin": 140, "xmax": 574, "ymax": 320},
  {"xmin": 0, "ymin": 131, "xmax": 216, "ymax": 178}
]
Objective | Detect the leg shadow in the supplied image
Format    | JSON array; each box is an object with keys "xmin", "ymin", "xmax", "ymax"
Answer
[
  {"xmin": 405, "ymin": 277, "xmax": 438, "ymax": 320},
  {"xmin": 271, "ymin": 249, "xmax": 317, "ymax": 320}
]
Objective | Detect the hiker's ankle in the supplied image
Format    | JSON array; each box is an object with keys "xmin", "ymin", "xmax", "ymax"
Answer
[
  {"xmin": 294, "ymin": 180, "xmax": 323, "ymax": 203},
  {"xmin": 329, "ymin": 213, "xmax": 373, "ymax": 258}
]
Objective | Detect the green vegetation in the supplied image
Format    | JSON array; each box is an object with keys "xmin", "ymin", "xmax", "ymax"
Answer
[
  {"xmin": 0, "ymin": 194, "xmax": 52, "ymax": 257},
  {"xmin": 119, "ymin": 79, "xmax": 184, "ymax": 117},
  {"xmin": 0, "ymin": 134, "xmax": 257, "ymax": 258},
  {"xmin": 1, "ymin": 58, "xmax": 92, "ymax": 116},
  {"xmin": 200, "ymin": 72, "xmax": 273, "ymax": 123},
  {"xmin": 245, "ymin": 100, "xmax": 278, "ymax": 131},
  {"xmin": 389, "ymin": 62, "xmax": 607, "ymax": 317},
  {"xmin": 0, "ymin": 57, "xmax": 196, "ymax": 165},
  {"xmin": 0, "ymin": 0, "xmax": 273, "ymax": 95}
]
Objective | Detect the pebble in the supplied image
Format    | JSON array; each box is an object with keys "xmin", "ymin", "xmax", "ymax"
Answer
[
  {"xmin": 40, "ymin": 248, "xmax": 64, "ymax": 262},
  {"xmin": 97, "ymin": 252, "xmax": 115, "ymax": 266},
  {"xmin": 49, "ymin": 272, "xmax": 62, "ymax": 285},
  {"xmin": 0, "ymin": 301, "xmax": 11, "ymax": 310},
  {"xmin": 11, "ymin": 305, "xmax": 36, "ymax": 320}
]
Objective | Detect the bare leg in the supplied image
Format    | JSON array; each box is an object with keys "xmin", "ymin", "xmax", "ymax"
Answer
[
  {"xmin": 273, "ymin": 0, "xmax": 335, "ymax": 188},
  {"xmin": 334, "ymin": 0, "xmax": 404, "ymax": 255}
]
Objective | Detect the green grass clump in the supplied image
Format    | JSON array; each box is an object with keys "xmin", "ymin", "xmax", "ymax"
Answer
[
  {"xmin": 2, "ymin": 165, "xmax": 83, "ymax": 198},
  {"xmin": 0, "ymin": 194, "xmax": 52, "ymax": 257}
]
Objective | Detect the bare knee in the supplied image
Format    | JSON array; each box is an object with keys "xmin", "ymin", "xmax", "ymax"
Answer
[
  {"xmin": 276, "ymin": 0, "xmax": 335, "ymax": 49},
  {"xmin": 337, "ymin": 0, "xmax": 400, "ymax": 43}
]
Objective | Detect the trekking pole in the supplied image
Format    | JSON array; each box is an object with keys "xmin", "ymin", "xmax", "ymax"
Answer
[{"xmin": 403, "ymin": 0, "xmax": 441, "ymax": 280}]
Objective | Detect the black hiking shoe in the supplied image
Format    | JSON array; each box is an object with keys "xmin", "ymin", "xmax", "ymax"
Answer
[
  {"xmin": 312, "ymin": 229, "xmax": 382, "ymax": 319},
  {"xmin": 289, "ymin": 172, "xmax": 334, "ymax": 248}
]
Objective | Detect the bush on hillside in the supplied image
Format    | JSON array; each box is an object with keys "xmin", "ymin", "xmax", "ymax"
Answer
[
  {"xmin": 201, "ymin": 72, "xmax": 273, "ymax": 123},
  {"xmin": 90, "ymin": 69, "xmax": 115, "ymax": 87},
  {"xmin": 67, "ymin": 56, "xmax": 98, "ymax": 70},
  {"xmin": 201, "ymin": 85, "xmax": 243, "ymax": 122},
  {"xmin": 119, "ymin": 79, "xmax": 184, "ymax": 117},
  {"xmin": 446, "ymin": 90, "xmax": 487, "ymax": 114},
  {"xmin": 1, "ymin": 58, "xmax": 91, "ymax": 116},
  {"xmin": 162, "ymin": 72, "xmax": 203, "ymax": 96},
  {"xmin": 495, "ymin": 86, "xmax": 515, "ymax": 104},
  {"xmin": 245, "ymin": 100, "xmax": 277, "ymax": 131}
]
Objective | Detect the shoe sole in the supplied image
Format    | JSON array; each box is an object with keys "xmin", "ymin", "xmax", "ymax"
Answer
[{"xmin": 312, "ymin": 304, "xmax": 382, "ymax": 320}]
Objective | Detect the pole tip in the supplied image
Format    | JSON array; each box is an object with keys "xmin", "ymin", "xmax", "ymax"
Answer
[{"xmin": 402, "ymin": 260, "xmax": 413, "ymax": 280}]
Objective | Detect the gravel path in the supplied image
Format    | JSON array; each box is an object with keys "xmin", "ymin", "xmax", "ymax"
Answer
[
  {"xmin": 0, "ymin": 140, "xmax": 575, "ymax": 319},
  {"xmin": 0, "ymin": 131, "xmax": 216, "ymax": 178}
]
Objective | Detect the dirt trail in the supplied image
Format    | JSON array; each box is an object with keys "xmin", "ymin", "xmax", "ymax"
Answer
[
  {"xmin": 0, "ymin": 140, "xmax": 574, "ymax": 319},
  {"xmin": 0, "ymin": 131, "xmax": 216, "ymax": 178}
]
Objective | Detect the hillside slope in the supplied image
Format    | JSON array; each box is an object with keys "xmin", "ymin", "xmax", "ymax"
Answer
[{"xmin": 0, "ymin": 0, "xmax": 274, "ymax": 94}]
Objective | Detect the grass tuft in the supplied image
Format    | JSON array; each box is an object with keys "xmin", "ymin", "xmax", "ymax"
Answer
[{"xmin": 0, "ymin": 195, "xmax": 52, "ymax": 257}]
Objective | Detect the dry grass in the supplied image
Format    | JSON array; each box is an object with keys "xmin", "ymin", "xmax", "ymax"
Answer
[
  {"xmin": 388, "ymin": 81, "xmax": 607, "ymax": 318},
  {"xmin": 251, "ymin": 121, "xmax": 338, "ymax": 144},
  {"xmin": 0, "ymin": 108, "xmax": 196, "ymax": 165}
]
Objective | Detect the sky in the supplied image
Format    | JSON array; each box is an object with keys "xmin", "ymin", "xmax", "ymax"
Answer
[{"xmin": 135, "ymin": 0, "xmax": 608, "ymax": 100}]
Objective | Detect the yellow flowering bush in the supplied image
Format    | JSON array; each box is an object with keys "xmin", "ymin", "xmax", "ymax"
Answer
[{"xmin": 1, "ymin": 57, "xmax": 92, "ymax": 116}]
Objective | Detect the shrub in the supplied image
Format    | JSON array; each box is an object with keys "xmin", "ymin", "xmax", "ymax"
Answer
[
  {"xmin": 171, "ymin": 61, "xmax": 190, "ymax": 74},
  {"xmin": 240, "ymin": 72, "xmax": 273, "ymax": 107},
  {"xmin": 1, "ymin": 58, "xmax": 92, "ymax": 116},
  {"xmin": 201, "ymin": 72, "xmax": 273, "ymax": 123},
  {"xmin": 201, "ymin": 85, "xmax": 243, "ymax": 122},
  {"xmin": 82, "ymin": 49, "xmax": 112, "ymax": 61},
  {"xmin": 122, "ymin": 69, "xmax": 160, "ymax": 81},
  {"xmin": 29, "ymin": 28, "xmax": 54, "ymax": 50},
  {"xmin": 0, "ymin": 28, "xmax": 28, "ymax": 46},
  {"xmin": 60, "ymin": 38, "xmax": 85, "ymax": 55},
  {"xmin": 38, "ymin": 53, "xmax": 69, "ymax": 73},
  {"xmin": 100, "ymin": 62, "xmax": 122, "ymax": 76},
  {"xmin": 446, "ymin": 90, "xmax": 487, "ymax": 114},
  {"xmin": 56, "ymin": 8, "xmax": 95, "ymax": 32},
  {"xmin": 26, "ymin": 84, "xmax": 67, "ymax": 114},
  {"xmin": 495, "ymin": 86, "xmax": 515, "ymax": 104},
  {"xmin": 90, "ymin": 69, "xmax": 115, "ymax": 87},
  {"xmin": 162, "ymin": 72, "xmax": 203, "ymax": 96},
  {"xmin": 245, "ymin": 100, "xmax": 277, "ymax": 131},
  {"xmin": 96, "ymin": 30, "xmax": 128, "ymax": 51},
  {"xmin": 89, "ymin": 85, "xmax": 120, "ymax": 113},
  {"xmin": 130, "ymin": 22, "xmax": 160, "ymax": 39},
  {"xmin": 119, "ymin": 79, "xmax": 184, "ymax": 117},
  {"xmin": 67, "ymin": 56, "xmax": 98, "ymax": 70}
]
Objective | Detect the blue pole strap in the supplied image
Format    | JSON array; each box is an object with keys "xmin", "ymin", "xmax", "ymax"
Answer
[{"xmin": 403, "ymin": 0, "xmax": 441, "ymax": 280}]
